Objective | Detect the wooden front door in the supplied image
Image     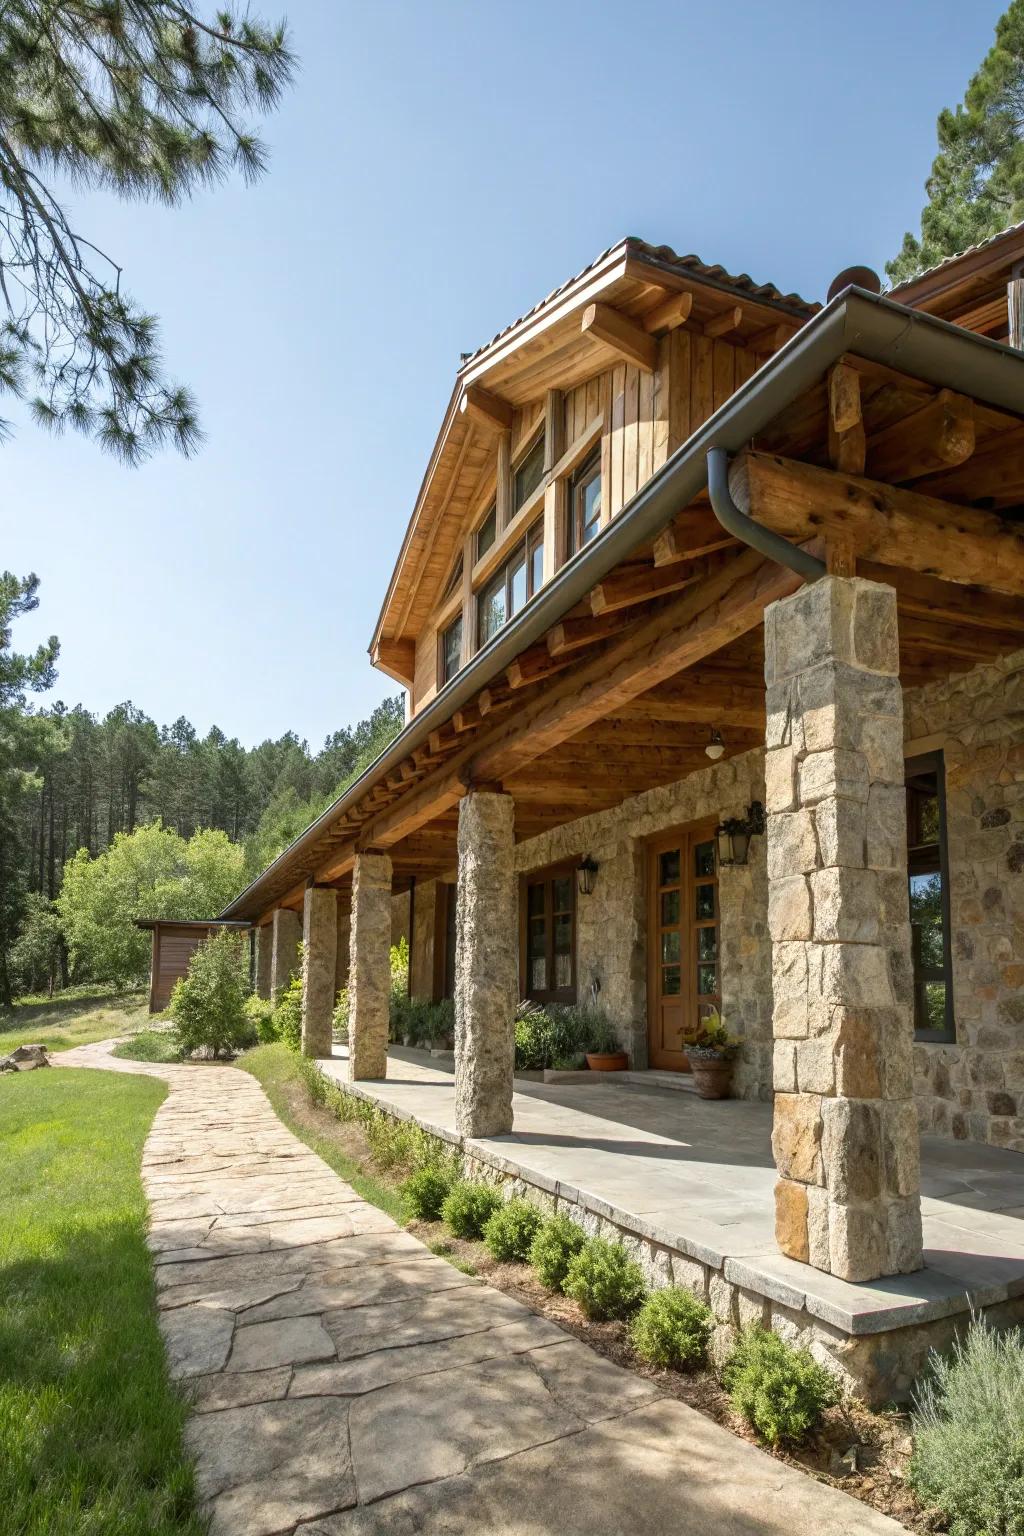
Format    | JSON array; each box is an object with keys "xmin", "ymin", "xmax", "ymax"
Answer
[{"xmin": 647, "ymin": 823, "xmax": 721, "ymax": 1070}]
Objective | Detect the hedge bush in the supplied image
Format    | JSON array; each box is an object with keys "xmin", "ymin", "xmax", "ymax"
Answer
[
  {"xmin": 170, "ymin": 930, "xmax": 255, "ymax": 1058},
  {"xmin": 629, "ymin": 1288, "xmax": 713, "ymax": 1371},
  {"xmin": 244, "ymin": 993, "xmax": 279, "ymax": 1043},
  {"xmin": 401, "ymin": 1165, "xmax": 454, "ymax": 1222},
  {"xmin": 563, "ymin": 1238, "xmax": 646, "ymax": 1321},
  {"xmin": 483, "ymin": 1198, "xmax": 542, "ymax": 1262},
  {"xmin": 441, "ymin": 1180, "xmax": 502, "ymax": 1240},
  {"xmin": 273, "ymin": 970, "xmax": 303, "ymax": 1052},
  {"xmin": 910, "ymin": 1317, "xmax": 1024, "ymax": 1536},
  {"xmin": 529, "ymin": 1214, "xmax": 587, "ymax": 1292},
  {"xmin": 723, "ymin": 1326, "xmax": 840, "ymax": 1446}
]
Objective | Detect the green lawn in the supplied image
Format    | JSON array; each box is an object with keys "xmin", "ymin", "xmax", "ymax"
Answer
[
  {"xmin": 0, "ymin": 1067, "xmax": 203, "ymax": 1536},
  {"xmin": 240, "ymin": 1043, "xmax": 405, "ymax": 1222},
  {"xmin": 0, "ymin": 988, "xmax": 149, "ymax": 1054}
]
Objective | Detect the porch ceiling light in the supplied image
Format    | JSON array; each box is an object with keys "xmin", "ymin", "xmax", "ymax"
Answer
[
  {"xmin": 716, "ymin": 802, "xmax": 766, "ymax": 867},
  {"xmin": 577, "ymin": 854, "xmax": 600, "ymax": 896},
  {"xmin": 705, "ymin": 728, "xmax": 725, "ymax": 761}
]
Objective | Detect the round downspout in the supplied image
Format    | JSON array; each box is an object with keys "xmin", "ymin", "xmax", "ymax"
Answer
[{"xmin": 706, "ymin": 448, "xmax": 826, "ymax": 582}]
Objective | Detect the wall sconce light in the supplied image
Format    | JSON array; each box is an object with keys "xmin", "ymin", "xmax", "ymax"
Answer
[
  {"xmin": 716, "ymin": 802, "xmax": 766, "ymax": 867},
  {"xmin": 577, "ymin": 854, "xmax": 600, "ymax": 896},
  {"xmin": 705, "ymin": 728, "xmax": 725, "ymax": 761}
]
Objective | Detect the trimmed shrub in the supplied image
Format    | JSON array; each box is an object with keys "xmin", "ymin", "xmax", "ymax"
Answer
[
  {"xmin": 244, "ymin": 993, "xmax": 279, "ymax": 1043},
  {"xmin": 273, "ymin": 971, "xmax": 304, "ymax": 1052},
  {"xmin": 563, "ymin": 1238, "xmax": 646, "ymax": 1321},
  {"xmin": 629, "ymin": 1288, "xmax": 713, "ymax": 1371},
  {"xmin": 170, "ymin": 930, "xmax": 255, "ymax": 1059},
  {"xmin": 723, "ymin": 1326, "xmax": 840, "ymax": 1446},
  {"xmin": 441, "ymin": 1180, "xmax": 502, "ymax": 1240},
  {"xmin": 483, "ymin": 1198, "xmax": 543, "ymax": 1262},
  {"xmin": 401, "ymin": 1165, "xmax": 454, "ymax": 1222},
  {"xmin": 909, "ymin": 1316, "xmax": 1024, "ymax": 1536},
  {"xmin": 530, "ymin": 1214, "xmax": 586, "ymax": 1292}
]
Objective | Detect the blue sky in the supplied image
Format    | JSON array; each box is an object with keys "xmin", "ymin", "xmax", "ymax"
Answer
[{"xmin": 4, "ymin": 0, "xmax": 1005, "ymax": 749}]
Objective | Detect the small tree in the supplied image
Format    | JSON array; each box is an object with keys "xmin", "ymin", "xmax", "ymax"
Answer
[{"xmin": 170, "ymin": 928, "xmax": 251, "ymax": 1058}]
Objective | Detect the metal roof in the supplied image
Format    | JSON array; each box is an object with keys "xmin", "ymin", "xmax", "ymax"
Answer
[{"xmin": 888, "ymin": 219, "xmax": 1024, "ymax": 295}]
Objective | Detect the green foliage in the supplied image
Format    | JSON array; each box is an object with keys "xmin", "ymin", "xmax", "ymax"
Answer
[
  {"xmin": 244, "ymin": 993, "xmax": 279, "ymax": 1044},
  {"xmin": 909, "ymin": 1316, "xmax": 1024, "ymax": 1536},
  {"xmin": 689, "ymin": 1009, "xmax": 740, "ymax": 1060},
  {"xmin": 112, "ymin": 1029, "xmax": 183, "ymax": 1064},
  {"xmin": 723, "ymin": 1326, "xmax": 840, "ymax": 1446},
  {"xmin": 629, "ymin": 1288, "xmax": 713, "ymax": 1371},
  {"xmin": 563, "ymin": 1238, "xmax": 647, "ymax": 1321},
  {"xmin": 0, "ymin": 2, "xmax": 296, "ymax": 459},
  {"xmin": 441, "ymin": 1180, "xmax": 502, "ymax": 1240},
  {"xmin": 7, "ymin": 892, "xmax": 62, "ymax": 996},
  {"xmin": 483, "ymin": 1198, "xmax": 543, "ymax": 1262},
  {"xmin": 391, "ymin": 994, "xmax": 455, "ymax": 1047},
  {"xmin": 332, "ymin": 988, "xmax": 349, "ymax": 1040},
  {"xmin": 513, "ymin": 1000, "xmax": 618, "ymax": 1071},
  {"xmin": 273, "ymin": 970, "xmax": 304, "ymax": 1053},
  {"xmin": 888, "ymin": 3, "xmax": 1024, "ymax": 282},
  {"xmin": 401, "ymin": 1165, "xmax": 455, "ymax": 1222},
  {"xmin": 529, "ymin": 1214, "xmax": 587, "ymax": 1292},
  {"xmin": 169, "ymin": 929, "xmax": 254, "ymax": 1059},
  {"xmin": 57, "ymin": 823, "xmax": 245, "ymax": 987}
]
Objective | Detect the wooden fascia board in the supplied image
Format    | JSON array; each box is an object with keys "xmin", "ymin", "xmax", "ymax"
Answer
[
  {"xmin": 371, "ymin": 637, "xmax": 416, "ymax": 688},
  {"xmin": 892, "ymin": 228, "xmax": 1024, "ymax": 312}
]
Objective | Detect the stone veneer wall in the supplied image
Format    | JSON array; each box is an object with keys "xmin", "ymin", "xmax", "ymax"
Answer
[
  {"xmin": 512, "ymin": 750, "xmax": 773, "ymax": 1098},
  {"xmin": 904, "ymin": 645, "xmax": 1024, "ymax": 1152}
]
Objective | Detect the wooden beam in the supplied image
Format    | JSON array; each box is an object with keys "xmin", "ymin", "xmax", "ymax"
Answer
[
  {"xmin": 703, "ymin": 305, "xmax": 743, "ymax": 339},
  {"xmin": 827, "ymin": 362, "xmax": 865, "ymax": 474},
  {"xmin": 867, "ymin": 389, "xmax": 975, "ymax": 483},
  {"xmin": 371, "ymin": 637, "xmax": 415, "ymax": 687},
  {"xmin": 730, "ymin": 450, "xmax": 1024, "ymax": 597},
  {"xmin": 653, "ymin": 506, "xmax": 737, "ymax": 566},
  {"xmin": 506, "ymin": 644, "xmax": 574, "ymax": 690},
  {"xmin": 859, "ymin": 561, "xmax": 1024, "ymax": 635},
  {"xmin": 547, "ymin": 611, "xmax": 635, "ymax": 656},
  {"xmin": 460, "ymin": 384, "xmax": 513, "ymax": 433},
  {"xmin": 590, "ymin": 560, "xmax": 702, "ymax": 615},
  {"xmin": 911, "ymin": 424, "xmax": 1024, "ymax": 504},
  {"xmin": 643, "ymin": 290, "xmax": 694, "ymax": 334},
  {"xmin": 581, "ymin": 302, "xmax": 657, "ymax": 372},
  {"xmin": 469, "ymin": 548, "xmax": 802, "ymax": 783},
  {"xmin": 748, "ymin": 321, "xmax": 793, "ymax": 354}
]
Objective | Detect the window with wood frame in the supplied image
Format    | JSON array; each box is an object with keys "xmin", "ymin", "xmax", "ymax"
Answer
[
  {"xmin": 439, "ymin": 613, "xmax": 462, "ymax": 686},
  {"xmin": 476, "ymin": 523, "xmax": 544, "ymax": 648},
  {"xmin": 567, "ymin": 450, "xmax": 602, "ymax": 557},
  {"xmin": 520, "ymin": 864, "xmax": 576, "ymax": 1006},
  {"xmin": 512, "ymin": 436, "xmax": 544, "ymax": 514},
  {"xmin": 476, "ymin": 503, "xmax": 497, "ymax": 560},
  {"xmin": 906, "ymin": 751, "xmax": 955, "ymax": 1042}
]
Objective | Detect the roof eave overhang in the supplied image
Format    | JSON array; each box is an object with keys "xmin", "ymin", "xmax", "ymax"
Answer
[{"xmin": 224, "ymin": 290, "xmax": 1024, "ymax": 921}]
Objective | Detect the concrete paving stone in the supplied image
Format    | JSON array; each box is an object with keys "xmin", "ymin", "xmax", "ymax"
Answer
[
  {"xmin": 186, "ymin": 1396, "xmax": 355, "ymax": 1536},
  {"xmin": 290, "ymin": 1318, "xmax": 568, "ymax": 1398},
  {"xmin": 325, "ymin": 1287, "xmax": 533, "ymax": 1361},
  {"xmin": 524, "ymin": 1338, "xmax": 661, "ymax": 1422},
  {"xmin": 155, "ymin": 1248, "xmax": 311, "ymax": 1292},
  {"xmin": 227, "ymin": 1314, "xmax": 336, "ymax": 1372},
  {"xmin": 301, "ymin": 1397, "xmax": 904, "ymax": 1536},
  {"xmin": 347, "ymin": 1353, "xmax": 585, "ymax": 1504},
  {"xmin": 159, "ymin": 1274, "xmax": 305, "ymax": 1314},
  {"xmin": 241, "ymin": 1257, "xmax": 479, "ymax": 1323},
  {"xmin": 159, "ymin": 1304, "xmax": 235, "ymax": 1379},
  {"xmin": 191, "ymin": 1366, "xmax": 293, "ymax": 1413}
]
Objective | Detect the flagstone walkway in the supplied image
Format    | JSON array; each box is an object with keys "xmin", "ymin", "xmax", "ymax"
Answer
[{"xmin": 59, "ymin": 1040, "xmax": 906, "ymax": 1536}]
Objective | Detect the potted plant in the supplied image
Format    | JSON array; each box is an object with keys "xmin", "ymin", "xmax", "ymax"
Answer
[
  {"xmin": 584, "ymin": 1015, "xmax": 628, "ymax": 1072},
  {"xmin": 687, "ymin": 1010, "xmax": 739, "ymax": 1099}
]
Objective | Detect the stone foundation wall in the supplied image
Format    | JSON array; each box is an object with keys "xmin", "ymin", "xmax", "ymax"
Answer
[
  {"xmin": 513, "ymin": 750, "xmax": 773, "ymax": 1098},
  {"xmin": 904, "ymin": 646, "xmax": 1024, "ymax": 1152}
]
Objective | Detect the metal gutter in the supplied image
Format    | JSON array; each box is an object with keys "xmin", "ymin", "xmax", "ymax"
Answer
[
  {"xmin": 222, "ymin": 288, "xmax": 1024, "ymax": 920},
  {"xmin": 707, "ymin": 446, "xmax": 826, "ymax": 582}
]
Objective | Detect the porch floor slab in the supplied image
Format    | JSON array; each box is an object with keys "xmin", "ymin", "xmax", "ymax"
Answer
[{"xmin": 321, "ymin": 1048, "xmax": 1024, "ymax": 1339}]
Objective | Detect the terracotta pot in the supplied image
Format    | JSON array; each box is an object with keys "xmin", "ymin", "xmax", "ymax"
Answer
[
  {"xmin": 585, "ymin": 1051, "xmax": 628, "ymax": 1072},
  {"xmin": 689, "ymin": 1054, "xmax": 734, "ymax": 1099}
]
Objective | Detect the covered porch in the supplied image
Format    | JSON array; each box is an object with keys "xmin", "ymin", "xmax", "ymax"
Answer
[{"xmin": 321, "ymin": 1045, "xmax": 1024, "ymax": 1403}]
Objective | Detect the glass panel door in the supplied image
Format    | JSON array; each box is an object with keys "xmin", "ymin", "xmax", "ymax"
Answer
[{"xmin": 647, "ymin": 825, "xmax": 719, "ymax": 1070}]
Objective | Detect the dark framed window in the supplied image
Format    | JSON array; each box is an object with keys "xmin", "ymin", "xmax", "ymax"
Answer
[
  {"xmin": 439, "ymin": 614, "xmax": 462, "ymax": 686},
  {"xmin": 906, "ymin": 751, "xmax": 955, "ymax": 1042},
  {"xmin": 475, "ymin": 522, "xmax": 543, "ymax": 648},
  {"xmin": 567, "ymin": 451, "xmax": 602, "ymax": 557},
  {"xmin": 441, "ymin": 553, "xmax": 463, "ymax": 603},
  {"xmin": 520, "ymin": 864, "xmax": 576, "ymax": 1005},
  {"xmin": 476, "ymin": 504, "xmax": 497, "ymax": 560},
  {"xmin": 513, "ymin": 437, "xmax": 544, "ymax": 513}
]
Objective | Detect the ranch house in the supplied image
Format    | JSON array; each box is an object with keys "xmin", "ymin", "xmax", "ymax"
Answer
[{"xmin": 218, "ymin": 227, "xmax": 1024, "ymax": 1399}]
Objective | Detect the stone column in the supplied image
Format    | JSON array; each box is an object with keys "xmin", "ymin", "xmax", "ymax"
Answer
[
  {"xmin": 765, "ymin": 576, "xmax": 922, "ymax": 1283},
  {"xmin": 254, "ymin": 923, "xmax": 273, "ymax": 999},
  {"xmin": 270, "ymin": 908, "xmax": 302, "ymax": 1001},
  {"xmin": 348, "ymin": 851, "xmax": 393, "ymax": 1080},
  {"xmin": 454, "ymin": 791, "xmax": 518, "ymax": 1137},
  {"xmin": 301, "ymin": 886, "xmax": 338, "ymax": 1059}
]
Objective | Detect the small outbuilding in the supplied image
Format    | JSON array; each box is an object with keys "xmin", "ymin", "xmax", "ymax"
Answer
[{"xmin": 136, "ymin": 919, "xmax": 251, "ymax": 1013}]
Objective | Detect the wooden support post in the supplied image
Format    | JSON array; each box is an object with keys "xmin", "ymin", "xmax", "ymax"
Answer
[{"xmin": 1009, "ymin": 265, "xmax": 1024, "ymax": 352}]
